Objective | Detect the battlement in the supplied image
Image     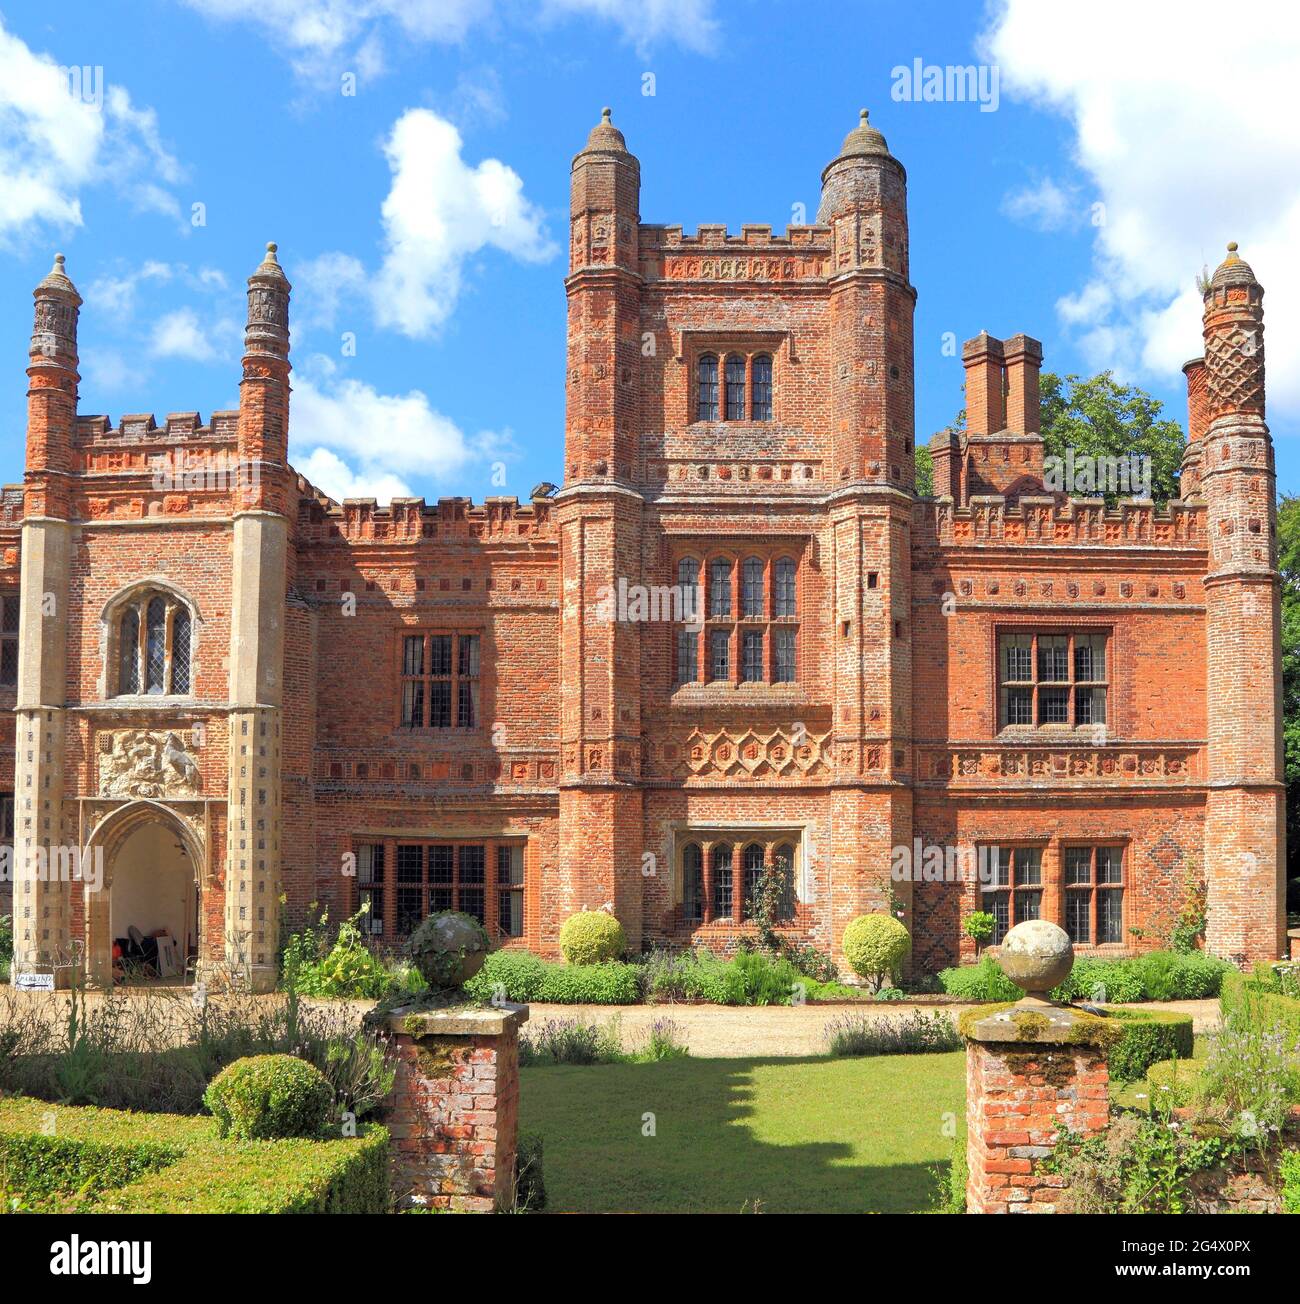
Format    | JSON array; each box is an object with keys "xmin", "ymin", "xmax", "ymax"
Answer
[
  {"xmin": 915, "ymin": 493, "xmax": 1207, "ymax": 550},
  {"xmin": 641, "ymin": 223, "xmax": 830, "ymax": 249},
  {"xmin": 297, "ymin": 489, "xmax": 558, "ymax": 545},
  {"xmin": 74, "ymin": 411, "xmax": 240, "ymax": 444}
]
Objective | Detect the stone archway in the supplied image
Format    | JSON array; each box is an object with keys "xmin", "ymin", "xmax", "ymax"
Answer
[{"xmin": 83, "ymin": 800, "xmax": 205, "ymax": 986}]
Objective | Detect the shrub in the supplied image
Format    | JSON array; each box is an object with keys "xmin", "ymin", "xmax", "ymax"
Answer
[
  {"xmin": 731, "ymin": 950, "xmax": 800, "ymax": 1005},
  {"xmin": 824, "ymin": 1010, "xmax": 961, "ymax": 1057},
  {"xmin": 514, "ymin": 1132, "xmax": 546, "ymax": 1212},
  {"xmin": 1201, "ymin": 992, "xmax": 1300, "ymax": 1137},
  {"xmin": 1101, "ymin": 1007, "xmax": 1195, "ymax": 1083},
  {"xmin": 781, "ymin": 942, "xmax": 839, "ymax": 984},
  {"xmin": 937, "ymin": 950, "xmax": 1228, "ymax": 1006},
  {"xmin": 937, "ymin": 954, "xmax": 1020, "ymax": 1003},
  {"xmin": 1221, "ymin": 969, "xmax": 1300, "ymax": 1042},
  {"xmin": 963, "ymin": 911, "xmax": 995, "ymax": 951},
  {"xmin": 559, "ymin": 911, "xmax": 626, "ymax": 965},
  {"xmin": 0, "ymin": 914, "xmax": 11, "ymax": 976},
  {"xmin": 0, "ymin": 1096, "xmax": 387, "ymax": 1214},
  {"xmin": 204, "ymin": 1055, "xmax": 334, "ymax": 1141},
  {"xmin": 537, "ymin": 962, "xmax": 640, "ymax": 1005},
  {"xmin": 283, "ymin": 907, "xmax": 395, "ymax": 1000},
  {"xmin": 465, "ymin": 950, "xmax": 548, "ymax": 1003},
  {"xmin": 842, "ymin": 914, "xmax": 910, "ymax": 991},
  {"xmin": 519, "ymin": 1018, "xmax": 623, "ymax": 1066},
  {"xmin": 875, "ymin": 986, "xmax": 906, "ymax": 1001},
  {"xmin": 642, "ymin": 1017, "xmax": 690, "ymax": 1061}
]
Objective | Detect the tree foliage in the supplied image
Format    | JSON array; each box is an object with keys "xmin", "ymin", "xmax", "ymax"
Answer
[{"xmin": 1038, "ymin": 371, "xmax": 1184, "ymax": 505}]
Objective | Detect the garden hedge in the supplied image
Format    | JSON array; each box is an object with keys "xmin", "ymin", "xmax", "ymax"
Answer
[
  {"xmin": 465, "ymin": 952, "xmax": 641, "ymax": 1004},
  {"xmin": 938, "ymin": 949, "xmax": 1229, "ymax": 1005},
  {"xmin": 1099, "ymin": 1006, "xmax": 1195, "ymax": 1083},
  {"xmin": 0, "ymin": 1096, "xmax": 389, "ymax": 1213},
  {"xmin": 1220, "ymin": 969, "xmax": 1300, "ymax": 1040}
]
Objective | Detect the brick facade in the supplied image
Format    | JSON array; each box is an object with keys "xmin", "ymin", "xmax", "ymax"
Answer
[{"xmin": 3, "ymin": 112, "xmax": 1286, "ymax": 986}]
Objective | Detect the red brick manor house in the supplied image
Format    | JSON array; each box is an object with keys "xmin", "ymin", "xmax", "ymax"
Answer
[{"xmin": 2, "ymin": 109, "xmax": 1284, "ymax": 989}]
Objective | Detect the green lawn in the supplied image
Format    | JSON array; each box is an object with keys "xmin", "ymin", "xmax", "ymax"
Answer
[{"xmin": 520, "ymin": 1052, "xmax": 966, "ymax": 1214}]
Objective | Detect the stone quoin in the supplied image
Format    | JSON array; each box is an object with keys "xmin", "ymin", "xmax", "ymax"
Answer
[{"xmin": 0, "ymin": 111, "xmax": 1284, "ymax": 988}]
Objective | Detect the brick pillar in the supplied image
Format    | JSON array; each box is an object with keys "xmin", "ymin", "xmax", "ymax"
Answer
[
  {"xmin": 386, "ymin": 1004, "xmax": 528, "ymax": 1212},
  {"xmin": 962, "ymin": 1002, "xmax": 1116, "ymax": 1214}
]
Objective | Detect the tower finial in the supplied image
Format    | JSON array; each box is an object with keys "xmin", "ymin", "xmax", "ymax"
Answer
[{"xmin": 601, "ymin": 106, "xmax": 612, "ymax": 123}]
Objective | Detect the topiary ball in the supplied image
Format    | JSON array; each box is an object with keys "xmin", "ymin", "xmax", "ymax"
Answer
[
  {"xmin": 842, "ymin": 914, "xmax": 911, "ymax": 988},
  {"xmin": 203, "ymin": 1054, "xmax": 333, "ymax": 1140},
  {"xmin": 558, "ymin": 910, "xmax": 626, "ymax": 965},
  {"xmin": 404, "ymin": 910, "xmax": 491, "ymax": 990}
]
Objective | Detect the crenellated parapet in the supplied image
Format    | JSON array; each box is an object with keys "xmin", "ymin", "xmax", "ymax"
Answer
[
  {"xmin": 296, "ymin": 492, "xmax": 559, "ymax": 547},
  {"xmin": 914, "ymin": 493, "xmax": 1207, "ymax": 551},
  {"xmin": 638, "ymin": 224, "xmax": 831, "ymax": 283}
]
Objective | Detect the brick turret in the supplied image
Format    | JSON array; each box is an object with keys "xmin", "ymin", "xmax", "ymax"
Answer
[
  {"xmin": 565, "ymin": 108, "xmax": 642, "ymax": 484},
  {"xmin": 222, "ymin": 242, "xmax": 293, "ymax": 990},
  {"xmin": 819, "ymin": 110, "xmax": 916, "ymax": 489},
  {"xmin": 556, "ymin": 111, "xmax": 646, "ymax": 948},
  {"xmin": 13, "ymin": 255, "xmax": 79, "ymax": 982},
  {"xmin": 1199, "ymin": 243, "xmax": 1285, "ymax": 964}
]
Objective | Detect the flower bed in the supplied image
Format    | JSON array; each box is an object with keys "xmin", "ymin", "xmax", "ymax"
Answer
[{"xmin": 0, "ymin": 1096, "xmax": 389, "ymax": 1213}]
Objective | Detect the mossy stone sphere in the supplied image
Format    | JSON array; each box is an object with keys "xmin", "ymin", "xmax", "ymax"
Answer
[
  {"xmin": 404, "ymin": 911, "xmax": 490, "ymax": 989},
  {"xmin": 996, "ymin": 919, "xmax": 1073, "ymax": 996}
]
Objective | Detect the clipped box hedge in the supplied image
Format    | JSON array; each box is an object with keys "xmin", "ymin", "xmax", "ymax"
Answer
[
  {"xmin": 1099, "ymin": 1006, "xmax": 1195, "ymax": 1083},
  {"xmin": 0, "ymin": 1097, "xmax": 389, "ymax": 1214},
  {"xmin": 1220, "ymin": 969, "xmax": 1300, "ymax": 1040}
]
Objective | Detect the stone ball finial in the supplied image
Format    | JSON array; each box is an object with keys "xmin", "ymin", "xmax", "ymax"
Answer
[
  {"xmin": 404, "ymin": 910, "xmax": 490, "ymax": 990},
  {"xmin": 995, "ymin": 919, "xmax": 1073, "ymax": 1004}
]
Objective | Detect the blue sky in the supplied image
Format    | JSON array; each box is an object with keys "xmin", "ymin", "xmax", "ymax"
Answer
[{"xmin": 2, "ymin": 0, "xmax": 1298, "ymax": 503}]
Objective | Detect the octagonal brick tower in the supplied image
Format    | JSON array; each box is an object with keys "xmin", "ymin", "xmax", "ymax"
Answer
[
  {"xmin": 1199, "ymin": 243, "xmax": 1286, "ymax": 964},
  {"xmin": 555, "ymin": 110, "xmax": 647, "ymax": 945},
  {"xmin": 817, "ymin": 113, "xmax": 919, "ymax": 952}
]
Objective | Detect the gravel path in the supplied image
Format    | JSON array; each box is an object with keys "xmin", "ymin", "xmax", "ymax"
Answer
[{"xmin": 522, "ymin": 998, "xmax": 1221, "ymax": 1058}]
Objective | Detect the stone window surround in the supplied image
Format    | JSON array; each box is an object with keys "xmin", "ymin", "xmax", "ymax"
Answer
[
  {"xmin": 100, "ymin": 579, "xmax": 200, "ymax": 701},
  {"xmin": 672, "ymin": 824, "xmax": 805, "ymax": 925},
  {"xmin": 682, "ymin": 330, "xmax": 787, "ymax": 427}
]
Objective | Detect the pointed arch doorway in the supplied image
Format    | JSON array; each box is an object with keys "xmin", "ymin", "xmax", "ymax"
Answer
[{"xmin": 83, "ymin": 801, "xmax": 204, "ymax": 986}]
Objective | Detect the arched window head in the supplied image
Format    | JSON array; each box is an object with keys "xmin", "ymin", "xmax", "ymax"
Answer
[
  {"xmin": 751, "ymin": 354, "xmax": 773, "ymax": 421},
  {"xmin": 697, "ymin": 354, "xmax": 719, "ymax": 421},
  {"xmin": 725, "ymin": 354, "xmax": 746, "ymax": 420},
  {"xmin": 112, "ymin": 588, "xmax": 195, "ymax": 697}
]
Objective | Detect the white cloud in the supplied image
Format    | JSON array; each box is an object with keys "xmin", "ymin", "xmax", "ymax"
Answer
[
  {"xmin": 1001, "ymin": 176, "xmax": 1083, "ymax": 233},
  {"xmin": 150, "ymin": 308, "xmax": 218, "ymax": 361},
  {"xmin": 179, "ymin": 0, "xmax": 493, "ymax": 83},
  {"xmin": 0, "ymin": 16, "xmax": 183, "ymax": 245},
  {"xmin": 293, "ymin": 251, "xmax": 367, "ymax": 333},
  {"xmin": 371, "ymin": 108, "xmax": 555, "ymax": 337},
  {"xmin": 180, "ymin": 0, "xmax": 717, "ymax": 82},
  {"xmin": 289, "ymin": 359, "xmax": 506, "ymax": 501},
  {"xmin": 293, "ymin": 447, "xmax": 414, "ymax": 502},
  {"xmin": 541, "ymin": 0, "xmax": 718, "ymax": 56},
  {"xmin": 982, "ymin": 0, "xmax": 1300, "ymax": 413}
]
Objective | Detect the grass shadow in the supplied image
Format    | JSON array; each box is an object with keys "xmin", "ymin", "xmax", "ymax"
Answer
[{"xmin": 520, "ymin": 1051, "xmax": 966, "ymax": 1213}]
